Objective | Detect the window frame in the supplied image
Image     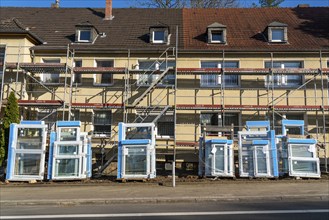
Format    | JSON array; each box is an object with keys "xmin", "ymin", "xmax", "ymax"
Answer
[
  {"xmin": 77, "ymin": 29, "xmax": 92, "ymax": 42},
  {"xmin": 210, "ymin": 30, "xmax": 224, "ymax": 43},
  {"xmin": 264, "ymin": 61, "xmax": 304, "ymax": 88},
  {"xmin": 200, "ymin": 112, "xmax": 240, "ymax": 136},
  {"xmin": 41, "ymin": 58, "xmax": 61, "ymax": 85},
  {"xmin": 137, "ymin": 60, "xmax": 175, "ymax": 87},
  {"xmin": 73, "ymin": 60, "xmax": 82, "ymax": 85},
  {"xmin": 200, "ymin": 61, "xmax": 240, "ymax": 88},
  {"xmin": 93, "ymin": 110, "xmax": 112, "ymax": 137},
  {"xmin": 150, "ymin": 27, "xmax": 169, "ymax": 44},
  {"xmin": 271, "ymin": 28, "xmax": 285, "ymax": 42},
  {"xmin": 93, "ymin": 59, "xmax": 114, "ymax": 86}
]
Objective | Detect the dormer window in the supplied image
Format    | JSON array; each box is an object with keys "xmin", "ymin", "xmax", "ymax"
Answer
[
  {"xmin": 207, "ymin": 22, "xmax": 227, "ymax": 44},
  {"xmin": 153, "ymin": 30, "xmax": 166, "ymax": 43},
  {"xmin": 78, "ymin": 29, "xmax": 91, "ymax": 42},
  {"xmin": 150, "ymin": 25, "xmax": 169, "ymax": 44},
  {"xmin": 267, "ymin": 22, "xmax": 288, "ymax": 43},
  {"xmin": 75, "ymin": 21, "xmax": 98, "ymax": 43}
]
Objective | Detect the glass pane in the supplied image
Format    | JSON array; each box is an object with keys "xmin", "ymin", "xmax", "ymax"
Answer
[
  {"xmin": 154, "ymin": 31, "xmax": 165, "ymax": 41},
  {"xmin": 14, "ymin": 153, "xmax": 41, "ymax": 175},
  {"xmin": 57, "ymin": 144, "xmax": 79, "ymax": 155},
  {"xmin": 42, "ymin": 59, "xmax": 60, "ymax": 83},
  {"xmin": 290, "ymin": 145, "xmax": 313, "ymax": 158},
  {"xmin": 59, "ymin": 128, "xmax": 78, "ymax": 141},
  {"xmin": 157, "ymin": 122, "xmax": 174, "ymax": 136},
  {"xmin": 79, "ymin": 30, "xmax": 91, "ymax": 41},
  {"xmin": 292, "ymin": 160, "xmax": 318, "ymax": 174},
  {"xmin": 272, "ymin": 29, "xmax": 284, "ymax": 41},
  {"xmin": 125, "ymin": 146, "xmax": 147, "ymax": 175},
  {"xmin": 215, "ymin": 145, "xmax": 225, "ymax": 172},
  {"xmin": 256, "ymin": 147, "xmax": 267, "ymax": 174},
  {"xmin": 211, "ymin": 31, "xmax": 223, "ymax": 42},
  {"xmin": 201, "ymin": 61, "xmax": 238, "ymax": 86},
  {"xmin": 242, "ymin": 146, "xmax": 254, "ymax": 174},
  {"xmin": 126, "ymin": 127, "xmax": 152, "ymax": 140},
  {"xmin": 17, "ymin": 128, "xmax": 43, "ymax": 150},
  {"xmin": 55, "ymin": 159, "xmax": 79, "ymax": 177},
  {"xmin": 94, "ymin": 111, "xmax": 111, "ymax": 124}
]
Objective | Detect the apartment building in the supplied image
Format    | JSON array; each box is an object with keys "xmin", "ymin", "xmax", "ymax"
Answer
[{"xmin": 0, "ymin": 4, "xmax": 328, "ymax": 172}]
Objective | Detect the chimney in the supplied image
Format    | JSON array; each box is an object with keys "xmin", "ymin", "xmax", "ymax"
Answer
[
  {"xmin": 51, "ymin": 0, "xmax": 60, "ymax": 8},
  {"xmin": 104, "ymin": 0, "xmax": 114, "ymax": 20},
  {"xmin": 297, "ymin": 4, "xmax": 310, "ymax": 8}
]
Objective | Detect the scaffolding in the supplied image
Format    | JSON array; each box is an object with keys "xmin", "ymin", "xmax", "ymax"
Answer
[{"xmin": 1, "ymin": 42, "xmax": 328, "ymax": 174}]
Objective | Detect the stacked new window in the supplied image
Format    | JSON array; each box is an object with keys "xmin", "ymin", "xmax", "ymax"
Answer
[{"xmin": 6, "ymin": 121, "xmax": 47, "ymax": 181}]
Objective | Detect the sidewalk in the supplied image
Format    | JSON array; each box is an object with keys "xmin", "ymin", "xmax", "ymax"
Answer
[{"xmin": 1, "ymin": 180, "xmax": 328, "ymax": 206}]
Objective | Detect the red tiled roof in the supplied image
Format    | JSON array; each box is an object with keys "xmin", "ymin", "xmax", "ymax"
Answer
[
  {"xmin": 0, "ymin": 7, "xmax": 328, "ymax": 52},
  {"xmin": 182, "ymin": 7, "xmax": 329, "ymax": 51}
]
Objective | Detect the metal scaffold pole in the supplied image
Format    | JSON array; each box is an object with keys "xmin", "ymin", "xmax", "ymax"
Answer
[
  {"xmin": 68, "ymin": 48, "xmax": 75, "ymax": 121},
  {"xmin": 172, "ymin": 26, "xmax": 179, "ymax": 188},
  {"xmin": 319, "ymin": 50, "xmax": 328, "ymax": 173}
]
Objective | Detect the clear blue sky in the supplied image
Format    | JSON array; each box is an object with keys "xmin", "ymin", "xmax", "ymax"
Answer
[{"xmin": 0, "ymin": 0, "xmax": 328, "ymax": 8}]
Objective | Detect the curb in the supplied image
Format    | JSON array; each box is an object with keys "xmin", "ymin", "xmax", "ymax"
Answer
[{"xmin": 1, "ymin": 195, "xmax": 328, "ymax": 207}]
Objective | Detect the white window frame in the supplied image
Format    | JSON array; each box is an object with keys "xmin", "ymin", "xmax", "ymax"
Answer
[
  {"xmin": 253, "ymin": 145, "xmax": 271, "ymax": 177},
  {"xmin": 52, "ymin": 141, "xmax": 87, "ymax": 180},
  {"xmin": 200, "ymin": 61, "xmax": 239, "ymax": 87},
  {"xmin": 211, "ymin": 143, "xmax": 234, "ymax": 176},
  {"xmin": 271, "ymin": 28, "xmax": 285, "ymax": 42},
  {"xmin": 41, "ymin": 58, "xmax": 61, "ymax": 84},
  {"xmin": 152, "ymin": 30, "xmax": 166, "ymax": 44},
  {"xmin": 264, "ymin": 61, "xmax": 304, "ymax": 88},
  {"xmin": 77, "ymin": 29, "xmax": 92, "ymax": 42},
  {"xmin": 93, "ymin": 59, "xmax": 114, "ymax": 86},
  {"xmin": 210, "ymin": 30, "xmax": 224, "ymax": 43}
]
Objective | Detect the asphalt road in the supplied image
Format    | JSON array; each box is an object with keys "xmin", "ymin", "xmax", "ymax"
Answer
[{"xmin": 1, "ymin": 199, "xmax": 328, "ymax": 220}]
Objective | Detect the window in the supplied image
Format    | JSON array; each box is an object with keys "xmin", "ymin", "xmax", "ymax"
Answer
[
  {"xmin": 93, "ymin": 110, "xmax": 111, "ymax": 136},
  {"xmin": 57, "ymin": 110, "xmax": 80, "ymax": 121},
  {"xmin": 37, "ymin": 109, "xmax": 57, "ymax": 130},
  {"xmin": 267, "ymin": 22, "xmax": 288, "ymax": 43},
  {"xmin": 153, "ymin": 31, "xmax": 165, "ymax": 43},
  {"xmin": 94, "ymin": 60, "xmax": 114, "ymax": 86},
  {"xmin": 210, "ymin": 30, "xmax": 224, "ymax": 43},
  {"xmin": 0, "ymin": 46, "xmax": 5, "ymax": 84},
  {"xmin": 73, "ymin": 60, "xmax": 82, "ymax": 84},
  {"xmin": 274, "ymin": 113, "xmax": 304, "ymax": 135},
  {"xmin": 201, "ymin": 112, "xmax": 239, "ymax": 135},
  {"xmin": 207, "ymin": 23, "xmax": 227, "ymax": 44},
  {"xmin": 265, "ymin": 61, "xmax": 303, "ymax": 87},
  {"xmin": 200, "ymin": 61, "xmax": 239, "ymax": 87},
  {"xmin": 157, "ymin": 115, "xmax": 174, "ymax": 137},
  {"xmin": 150, "ymin": 27, "xmax": 169, "ymax": 44},
  {"xmin": 41, "ymin": 59, "xmax": 60, "ymax": 84},
  {"xmin": 78, "ymin": 30, "xmax": 91, "ymax": 42},
  {"xmin": 137, "ymin": 60, "xmax": 175, "ymax": 86},
  {"xmin": 271, "ymin": 29, "xmax": 284, "ymax": 42}
]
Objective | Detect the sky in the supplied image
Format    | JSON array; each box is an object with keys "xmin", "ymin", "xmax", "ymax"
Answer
[{"xmin": 0, "ymin": 0, "xmax": 328, "ymax": 8}]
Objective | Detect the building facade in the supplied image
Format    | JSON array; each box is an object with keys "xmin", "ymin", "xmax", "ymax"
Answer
[{"xmin": 0, "ymin": 5, "xmax": 328, "ymax": 172}]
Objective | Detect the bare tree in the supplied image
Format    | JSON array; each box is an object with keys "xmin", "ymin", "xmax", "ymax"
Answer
[
  {"xmin": 190, "ymin": 0, "xmax": 238, "ymax": 8},
  {"xmin": 133, "ymin": 0, "xmax": 189, "ymax": 8},
  {"xmin": 258, "ymin": 0, "xmax": 284, "ymax": 7},
  {"xmin": 133, "ymin": 0, "xmax": 238, "ymax": 8}
]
